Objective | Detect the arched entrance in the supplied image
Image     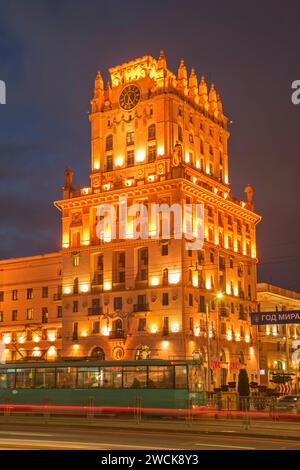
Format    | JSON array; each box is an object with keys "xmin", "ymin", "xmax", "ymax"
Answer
[{"xmin": 91, "ymin": 347, "xmax": 105, "ymax": 360}]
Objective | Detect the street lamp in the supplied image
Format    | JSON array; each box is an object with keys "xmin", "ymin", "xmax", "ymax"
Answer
[{"xmin": 206, "ymin": 291, "xmax": 224, "ymax": 392}]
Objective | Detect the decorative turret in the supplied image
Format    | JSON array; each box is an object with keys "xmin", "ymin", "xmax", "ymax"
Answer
[
  {"xmin": 244, "ymin": 184, "xmax": 254, "ymax": 211},
  {"xmin": 104, "ymin": 81, "xmax": 112, "ymax": 104},
  {"xmin": 91, "ymin": 70, "xmax": 104, "ymax": 112},
  {"xmin": 177, "ymin": 59, "xmax": 188, "ymax": 94},
  {"xmin": 62, "ymin": 166, "xmax": 74, "ymax": 199},
  {"xmin": 217, "ymin": 93, "xmax": 223, "ymax": 115},
  {"xmin": 188, "ymin": 67, "xmax": 199, "ymax": 102},
  {"xmin": 209, "ymin": 83, "xmax": 218, "ymax": 114},
  {"xmin": 199, "ymin": 75, "xmax": 208, "ymax": 109},
  {"xmin": 94, "ymin": 70, "xmax": 104, "ymax": 98},
  {"xmin": 157, "ymin": 50, "xmax": 167, "ymax": 70}
]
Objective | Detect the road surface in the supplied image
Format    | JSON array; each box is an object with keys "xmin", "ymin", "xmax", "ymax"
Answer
[{"xmin": 0, "ymin": 423, "xmax": 299, "ymax": 450}]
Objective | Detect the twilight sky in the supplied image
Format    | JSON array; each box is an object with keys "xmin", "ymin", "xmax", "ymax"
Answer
[{"xmin": 0, "ymin": 0, "xmax": 299, "ymax": 291}]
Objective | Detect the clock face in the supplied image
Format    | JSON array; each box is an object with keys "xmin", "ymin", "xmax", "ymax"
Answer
[{"xmin": 119, "ymin": 85, "xmax": 140, "ymax": 110}]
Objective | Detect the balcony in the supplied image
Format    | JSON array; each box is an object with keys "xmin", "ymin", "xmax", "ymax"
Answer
[
  {"xmin": 53, "ymin": 293, "xmax": 62, "ymax": 301},
  {"xmin": 109, "ymin": 329, "xmax": 126, "ymax": 339},
  {"xmin": 88, "ymin": 307, "xmax": 103, "ymax": 316},
  {"xmin": 133, "ymin": 304, "xmax": 149, "ymax": 313}
]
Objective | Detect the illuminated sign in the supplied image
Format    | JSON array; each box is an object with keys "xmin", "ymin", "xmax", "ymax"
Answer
[{"xmin": 251, "ymin": 310, "xmax": 300, "ymax": 325}]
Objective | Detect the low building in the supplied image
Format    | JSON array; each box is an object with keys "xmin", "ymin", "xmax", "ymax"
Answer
[
  {"xmin": 257, "ymin": 283, "xmax": 300, "ymax": 390},
  {"xmin": 0, "ymin": 252, "xmax": 62, "ymax": 361}
]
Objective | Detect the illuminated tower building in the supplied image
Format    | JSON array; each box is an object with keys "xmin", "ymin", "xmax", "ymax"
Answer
[{"xmin": 54, "ymin": 52, "xmax": 261, "ymax": 387}]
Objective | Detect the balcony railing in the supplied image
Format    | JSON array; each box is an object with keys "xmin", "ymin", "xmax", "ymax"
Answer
[
  {"xmin": 88, "ymin": 307, "xmax": 103, "ymax": 316},
  {"xmin": 133, "ymin": 304, "xmax": 149, "ymax": 312},
  {"xmin": 109, "ymin": 329, "xmax": 126, "ymax": 339}
]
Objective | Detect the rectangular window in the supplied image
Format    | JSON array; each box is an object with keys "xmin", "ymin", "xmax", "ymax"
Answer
[
  {"xmin": 73, "ymin": 322, "xmax": 78, "ymax": 339},
  {"xmin": 162, "ymin": 244, "xmax": 168, "ymax": 256},
  {"xmin": 0, "ymin": 312, "xmax": 3, "ymax": 322},
  {"xmin": 199, "ymin": 295, "xmax": 206, "ymax": 313},
  {"xmin": 73, "ymin": 254, "xmax": 80, "ymax": 267},
  {"xmin": 42, "ymin": 307, "xmax": 48, "ymax": 323},
  {"xmin": 35, "ymin": 368, "xmax": 55, "ymax": 389},
  {"xmin": 163, "ymin": 316, "xmax": 169, "ymax": 336},
  {"xmin": 78, "ymin": 367, "xmax": 101, "ymax": 388},
  {"xmin": 12, "ymin": 310, "xmax": 18, "ymax": 321},
  {"xmin": 148, "ymin": 124, "xmax": 156, "ymax": 140},
  {"xmin": 178, "ymin": 125, "xmax": 183, "ymax": 142},
  {"xmin": 162, "ymin": 293, "xmax": 169, "ymax": 306},
  {"xmin": 42, "ymin": 286, "xmax": 48, "ymax": 298},
  {"xmin": 123, "ymin": 366, "xmax": 147, "ymax": 388},
  {"xmin": 0, "ymin": 291, "xmax": 3, "ymax": 302},
  {"xmin": 148, "ymin": 366, "xmax": 174, "ymax": 389},
  {"xmin": 27, "ymin": 288, "xmax": 33, "ymax": 300},
  {"xmin": 73, "ymin": 300, "xmax": 79, "ymax": 313},
  {"xmin": 114, "ymin": 297, "xmax": 122, "ymax": 310},
  {"xmin": 93, "ymin": 321, "xmax": 100, "ymax": 334},
  {"xmin": 175, "ymin": 365, "xmax": 188, "ymax": 389},
  {"xmin": 106, "ymin": 154, "xmax": 113, "ymax": 171},
  {"xmin": 138, "ymin": 318, "xmax": 146, "ymax": 332},
  {"xmin": 189, "ymin": 293, "xmax": 193, "ymax": 306},
  {"xmin": 12, "ymin": 290, "xmax": 18, "ymax": 301},
  {"xmin": 15, "ymin": 368, "xmax": 34, "ymax": 389},
  {"xmin": 127, "ymin": 150, "xmax": 134, "ymax": 166},
  {"xmin": 57, "ymin": 306, "xmax": 63, "ymax": 318},
  {"xmin": 148, "ymin": 145, "xmax": 156, "ymax": 162},
  {"xmin": 56, "ymin": 367, "xmax": 77, "ymax": 388},
  {"xmin": 126, "ymin": 131, "xmax": 134, "ymax": 146},
  {"xmin": 27, "ymin": 308, "xmax": 33, "ymax": 320}
]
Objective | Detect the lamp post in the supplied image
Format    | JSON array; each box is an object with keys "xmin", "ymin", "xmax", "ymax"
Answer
[{"xmin": 206, "ymin": 291, "xmax": 224, "ymax": 392}]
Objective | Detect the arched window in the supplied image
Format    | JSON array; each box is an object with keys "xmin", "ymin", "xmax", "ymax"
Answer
[
  {"xmin": 112, "ymin": 318, "xmax": 123, "ymax": 338},
  {"xmin": 105, "ymin": 134, "xmax": 113, "ymax": 152},
  {"xmin": 91, "ymin": 347, "xmax": 105, "ymax": 360},
  {"xmin": 148, "ymin": 124, "xmax": 156, "ymax": 140}
]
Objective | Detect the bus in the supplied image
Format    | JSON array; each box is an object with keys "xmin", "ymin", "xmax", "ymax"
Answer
[{"xmin": 0, "ymin": 359, "xmax": 206, "ymax": 411}]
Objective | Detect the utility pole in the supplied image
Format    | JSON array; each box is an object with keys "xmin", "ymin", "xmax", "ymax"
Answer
[{"xmin": 206, "ymin": 301, "xmax": 211, "ymax": 392}]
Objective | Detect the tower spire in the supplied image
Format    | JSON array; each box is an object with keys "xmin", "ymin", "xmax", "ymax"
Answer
[
  {"xmin": 199, "ymin": 75, "xmax": 208, "ymax": 109},
  {"xmin": 209, "ymin": 83, "xmax": 217, "ymax": 113},
  {"xmin": 177, "ymin": 58, "xmax": 188, "ymax": 94},
  {"xmin": 188, "ymin": 67, "xmax": 198, "ymax": 102}
]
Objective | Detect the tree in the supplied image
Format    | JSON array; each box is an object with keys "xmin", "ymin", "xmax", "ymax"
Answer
[{"xmin": 238, "ymin": 369, "xmax": 250, "ymax": 397}]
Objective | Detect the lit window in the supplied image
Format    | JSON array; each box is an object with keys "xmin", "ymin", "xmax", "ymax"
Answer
[
  {"xmin": 126, "ymin": 131, "xmax": 134, "ymax": 146},
  {"xmin": 73, "ymin": 253, "xmax": 80, "ymax": 267},
  {"xmin": 105, "ymin": 134, "xmax": 113, "ymax": 152},
  {"xmin": 148, "ymin": 124, "xmax": 156, "ymax": 140}
]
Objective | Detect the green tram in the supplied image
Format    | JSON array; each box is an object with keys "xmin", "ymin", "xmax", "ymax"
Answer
[{"xmin": 0, "ymin": 359, "xmax": 206, "ymax": 410}]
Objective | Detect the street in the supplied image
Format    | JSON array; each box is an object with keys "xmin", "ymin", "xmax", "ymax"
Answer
[{"xmin": 0, "ymin": 423, "xmax": 299, "ymax": 450}]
